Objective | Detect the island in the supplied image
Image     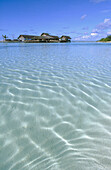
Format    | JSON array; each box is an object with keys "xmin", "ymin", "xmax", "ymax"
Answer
[
  {"xmin": 97, "ymin": 35, "xmax": 111, "ymax": 42},
  {"xmin": 2, "ymin": 33, "xmax": 71, "ymax": 43}
]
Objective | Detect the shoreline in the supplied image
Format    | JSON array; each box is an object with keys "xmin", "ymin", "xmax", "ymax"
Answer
[{"xmin": 97, "ymin": 41, "xmax": 111, "ymax": 43}]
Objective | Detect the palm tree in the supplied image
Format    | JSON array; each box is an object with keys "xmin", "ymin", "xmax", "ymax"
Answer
[{"xmin": 2, "ymin": 35, "xmax": 8, "ymax": 41}]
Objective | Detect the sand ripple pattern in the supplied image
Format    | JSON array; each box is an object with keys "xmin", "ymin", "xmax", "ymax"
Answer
[{"xmin": 0, "ymin": 43, "xmax": 111, "ymax": 170}]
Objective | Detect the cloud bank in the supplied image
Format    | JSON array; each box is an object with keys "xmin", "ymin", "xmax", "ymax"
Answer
[{"xmin": 74, "ymin": 18, "xmax": 111, "ymax": 41}]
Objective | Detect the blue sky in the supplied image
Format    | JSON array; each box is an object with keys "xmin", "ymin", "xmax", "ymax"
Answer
[{"xmin": 0, "ymin": 0, "xmax": 111, "ymax": 41}]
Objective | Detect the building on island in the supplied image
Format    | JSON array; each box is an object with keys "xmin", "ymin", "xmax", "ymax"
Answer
[
  {"xmin": 40, "ymin": 33, "xmax": 59, "ymax": 41},
  {"xmin": 60, "ymin": 36, "xmax": 71, "ymax": 42},
  {"xmin": 18, "ymin": 33, "xmax": 71, "ymax": 42},
  {"xmin": 18, "ymin": 34, "xmax": 59, "ymax": 42},
  {"xmin": 41, "ymin": 33, "xmax": 50, "ymax": 36},
  {"xmin": 18, "ymin": 35, "xmax": 38, "ymax": 41}
]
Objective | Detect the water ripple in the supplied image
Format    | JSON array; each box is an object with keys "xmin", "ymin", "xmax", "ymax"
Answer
[{"xmin": 0, "ymin": 43, "xmax": 111, "ymax": 170}]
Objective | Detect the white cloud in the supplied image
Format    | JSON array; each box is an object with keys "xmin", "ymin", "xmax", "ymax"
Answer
[
  {"xmin": 74, "ymin": 37, "xmax": 81, "ymax": 41},
  {"xmin": 104, "ymin": 18, "xmax": 110, "ymax": 23},
  {"xmin": 96, "ymin": 18, "xmax": 111, "ymax": 30},
  {"xmin": 91, "ymin": 33, "xmax": 98, "ymax": 36},
  {"xmin": 92, "ymin": 28, "xmax": 101, "ymax": 33},
  {"xmin": 107, "ymin": 31, "xmax": 111, "ymax": 34},
  {"xmin": 81, "ymin": 14, "xmax": 87, "ymax": 20},
  {"xmin": 74, "ymin": 18, "xmax": 111, "ymax": 41},
  {"xmin": 82, "ymin": 35, "xmax": 90, "ymax": 39}
]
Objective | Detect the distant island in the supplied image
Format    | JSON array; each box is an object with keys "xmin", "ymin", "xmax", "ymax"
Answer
[
  {"xmin": 97, "ymin": 35, "xmax": 111, "ymax": 42},
  {"xmin": 1, "ymin": 33, "xmax": 71, "ymax": 43}
]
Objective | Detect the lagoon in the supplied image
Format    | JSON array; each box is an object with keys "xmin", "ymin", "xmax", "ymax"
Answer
[{"xmin": 0, "ymin": 42, "xmax": 111, "ymax": 170}]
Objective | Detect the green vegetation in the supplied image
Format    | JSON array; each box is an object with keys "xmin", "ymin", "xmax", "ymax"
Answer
[
  {"xmin": 2, "ymin": 35, "xmax": 8, "ymax": 41},
  {"xmin": 98, "ymin": 35, "xmax": 111, "ymax": 42}
]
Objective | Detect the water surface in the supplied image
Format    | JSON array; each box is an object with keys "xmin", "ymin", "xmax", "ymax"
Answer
[{"xmin": 0, "ymin": 42, "xmax": 111, "ymax": 170}]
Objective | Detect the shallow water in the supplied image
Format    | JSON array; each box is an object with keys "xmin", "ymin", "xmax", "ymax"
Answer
[{"xmin": 0, "ymin": 42, "xmax": 111, "ymax": 170}]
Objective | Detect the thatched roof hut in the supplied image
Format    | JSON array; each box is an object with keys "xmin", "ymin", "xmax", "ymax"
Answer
[
  {"xmin": 41, "ymin": 33, "xmax": 59, "ymax": 40},
  {"xmin": 60, "ymin": 35, "xmax": 71, "ymax": 42},
  {"xmin": 18, "ymin": 34, "xmax": 59, "ymax": 41},
  {"xmin": 18, "ymin": 34, "xmax": 71, "ymax": 42},
  {"xmin": 18, "ymin": 35, "xmax": 38, "ymax": 41},
  {"xmin": 41, "ymin": 33, "xmax": 50, "ymax": 36}
]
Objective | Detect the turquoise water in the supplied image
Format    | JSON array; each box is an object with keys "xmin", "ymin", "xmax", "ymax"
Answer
[{"xmin": 0, "ymin": 42, "xmax": 111, "ymax": 170}]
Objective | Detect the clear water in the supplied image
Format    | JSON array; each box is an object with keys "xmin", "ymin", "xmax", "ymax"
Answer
[{"xmin": 0, "ymin": 42, "xmax": 111, "ymax": 170}]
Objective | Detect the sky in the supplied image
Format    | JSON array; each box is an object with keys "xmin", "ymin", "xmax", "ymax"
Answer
[{"xmin": 0, "ymin": 0, "xmax": 111, "ymax": 41}]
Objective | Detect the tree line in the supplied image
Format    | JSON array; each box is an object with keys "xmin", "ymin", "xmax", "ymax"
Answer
[{"xmin": 99, "ymin": 35, "xmax": 111, "ymax": 42}]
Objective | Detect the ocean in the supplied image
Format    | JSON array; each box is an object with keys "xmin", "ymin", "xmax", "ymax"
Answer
[{"xmin": 0, "ymin": 42, "xmax": 111, "ymax": 170}]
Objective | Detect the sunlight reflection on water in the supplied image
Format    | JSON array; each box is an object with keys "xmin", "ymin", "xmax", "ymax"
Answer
[{"xmin": 0, "ymin": 42, "xmax": 111, "ymax": 170}]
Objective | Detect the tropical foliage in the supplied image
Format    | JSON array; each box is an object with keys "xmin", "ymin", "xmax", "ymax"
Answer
[
  {"xmin": 99, "ymin": 35, "xmax": 111, "ymax": 42},
  {"xmin": 2, "ymin": 35, "xmax": 8, "ymax": 41}
]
